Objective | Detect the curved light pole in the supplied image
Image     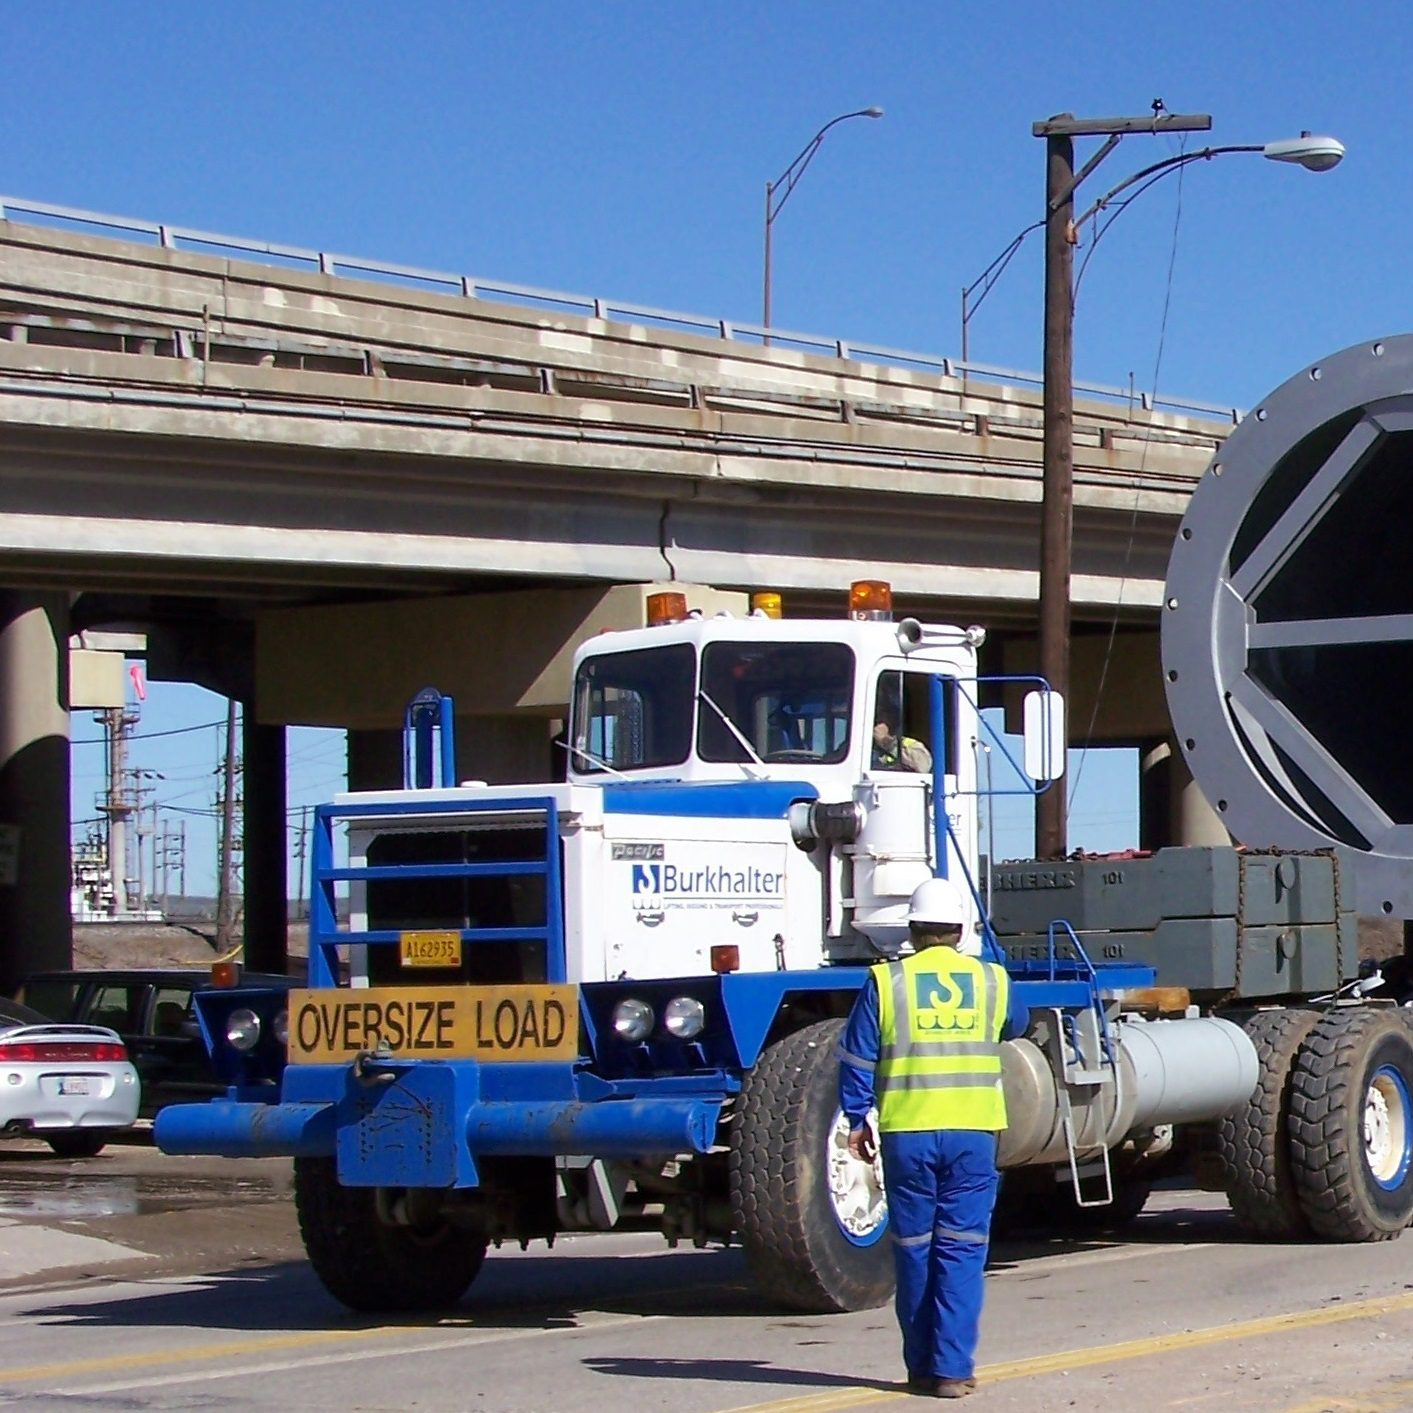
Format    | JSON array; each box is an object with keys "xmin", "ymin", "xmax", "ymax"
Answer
[
  {"xmin": 1030, "ymin": 112, "xmax": 1344, "ymax": 860},
  {"xmin": 959, "ymin": 133, "xmax": 1344, "ymax": 373},
  {"xmin": 762, "ymin": 106, "xmax": 883, "ymax": 337}
]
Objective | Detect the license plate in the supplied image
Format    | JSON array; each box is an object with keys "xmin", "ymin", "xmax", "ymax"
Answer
[
  {"xmin": 286, "ymin": 985, "xmax": 578, "ymax": 1064},
  {"xmin": 57, "ymin": 1077, "xmax": 93, "ymax": 1096},
  {"xmin": 399, "ymin": 930, "xmax": 463, "ymax": 968}
]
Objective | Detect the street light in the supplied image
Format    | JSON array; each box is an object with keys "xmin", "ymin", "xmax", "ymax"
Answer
[
  {"xmin": 961, "ymin": 132, "xmax": 1344, "ymax": 372},
  {"xmin": 1030, "ymin": 111, "xmax": 1343, "ymax": 861},
  {"xmin": 762, "ymin": 106, "xmax": 883, "ymax": 336}
]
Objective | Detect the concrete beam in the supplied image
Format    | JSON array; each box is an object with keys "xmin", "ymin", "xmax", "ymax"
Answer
[{"xmin": 256, "ymin": 583, "xmax": 747, "ymax": 729}]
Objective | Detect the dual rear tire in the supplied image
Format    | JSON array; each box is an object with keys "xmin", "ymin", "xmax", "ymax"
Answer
[{"xmin": 1220, "ymin": 1007, "xmax": 1413, "ymax": 1241}]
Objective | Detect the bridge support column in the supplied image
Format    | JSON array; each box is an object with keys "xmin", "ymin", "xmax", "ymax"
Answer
[
  {"xmin": 1140, "ymin": 738, "xmax": 1228, "ymax": 850},
  {"xmin": 348, "ymin": 730, "xmax": 401, "ymax": 791},
  {"xmin": 0, "ymin": 592, "xmax": 71, "ymax": 992},
  {"xmin": 454, "ymin": 716, "xmax": 553, "ymax": 785},
  {"xmin": 242, "ymin": 718, "xmax": 287, "ymax": 974}
]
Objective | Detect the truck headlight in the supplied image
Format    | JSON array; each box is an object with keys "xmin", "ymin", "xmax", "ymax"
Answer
[
  {"xmin": 662, "ymin": 996, "xmax": 706, "ymax": 1040},
  {"xmin": 226, "ymin": 1008, "xmax": 262, "ymax": 1052},
  {"xmin": 273, "ymin": 1007, "xmax": 289, "ymax": 1047},
  {"xmin": 612, "ymin": 998, "xmax": 654, "ymax": 1043}
]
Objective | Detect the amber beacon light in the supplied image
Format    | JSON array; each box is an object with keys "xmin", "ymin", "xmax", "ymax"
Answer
[
  {"xmin": 848, "ymin": 580, "xmax": 893, "ymax": 620},
  {"xmin": 646, "ymin": 591, "xmax": 688, "ymax": 626},
  {"xmin": 751, "ymin": 592, "xmax": 783, "ymax": 619}
]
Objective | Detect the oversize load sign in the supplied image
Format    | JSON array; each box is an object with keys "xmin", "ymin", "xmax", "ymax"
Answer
[{"xmin": 286, "ymin": 985, "xmax": 579, "ymax": 1064}]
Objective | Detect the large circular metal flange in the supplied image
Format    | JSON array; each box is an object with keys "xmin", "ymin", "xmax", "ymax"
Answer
[{"xmin": 1163, "ymin": 333, "xmax": 1413, "ymax": 917}]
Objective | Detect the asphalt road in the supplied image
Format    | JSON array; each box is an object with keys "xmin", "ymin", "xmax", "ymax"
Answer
[{"xmin": 0, "ymin": 1144, "xmax": 1411, "ymax": 1411}]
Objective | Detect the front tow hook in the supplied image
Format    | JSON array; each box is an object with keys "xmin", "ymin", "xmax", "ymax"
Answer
[{"xmin": 352, "ymin": 1045, "xmax": 398, "ymax": 1087}]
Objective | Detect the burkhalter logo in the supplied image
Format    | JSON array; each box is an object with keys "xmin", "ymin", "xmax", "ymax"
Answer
[{"xmin": 632, "ymin": 863, "xmax": 663, "ymax": 897}]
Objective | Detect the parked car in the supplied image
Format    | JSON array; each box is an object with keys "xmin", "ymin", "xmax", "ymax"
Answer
[
  {"xmin": 0, "ymin": 997, "xmax": 140, "ymax": 1156},
  {"xmin": 16, "ymin": 969, "xmax": 295, "ymax": 1118}
]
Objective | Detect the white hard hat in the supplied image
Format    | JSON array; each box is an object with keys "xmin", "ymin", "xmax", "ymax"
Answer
[{"xmin": 908, "ymin": 877, "xmax": 966, "ymax": 927}]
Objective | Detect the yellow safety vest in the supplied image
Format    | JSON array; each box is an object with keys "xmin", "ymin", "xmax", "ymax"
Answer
[{"xmin": 872, "ymin": 948, "xmax": 1009, "ymax": 1133}]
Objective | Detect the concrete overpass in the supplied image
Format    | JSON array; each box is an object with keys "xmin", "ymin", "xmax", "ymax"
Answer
[{"xmin": 0, "ymin": 198, "xmax": 1235, "ymax": 981}]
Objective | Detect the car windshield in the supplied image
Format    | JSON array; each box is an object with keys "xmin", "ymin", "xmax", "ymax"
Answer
[
  {"xmin": 572, "ymin": 643, "xmax": 696, "ymax": 773},
  {"xmin": 698, "ymin": 642, "xmax": 855, "ymax": 764}
]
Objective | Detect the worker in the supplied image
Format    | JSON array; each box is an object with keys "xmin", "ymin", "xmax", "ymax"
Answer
[
  {"xmin": 837, "ymin": 877, "xmax": 1028, "ymax": 1399},
  {"xmin": 872, "ymin": 679, "xmax": 933, "ymax": 773}
]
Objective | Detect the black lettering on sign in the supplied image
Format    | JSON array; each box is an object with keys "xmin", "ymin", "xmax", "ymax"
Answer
[
  {"xmin": 543, "ymin": 1000, "xmax": 566, "ymax": 1049},
  {"xmin": 341, "ymin": 1005, "xmax": 359, "ymax": 1052},
  {"xmin": 494, "ymin": 998, "xmax": 519, "ymax": 1049},
  {"xmin": 384, "ymin": 1003, "xmax": 406, "ymax": 1050},
  {"xmin": 518, "ymin": 1001, "xmax": 541, "ymax": 1048},
  {"xmin": 414, "ymin": 1001, "xmax": 436, "ymax": 1048},
  {"xmin": 296, "ymin": 1003, "xmax": 321, "ymax": 1053},
  {"xmin": 475, "ymin": 1000, "xmax": 494, "ymax": 1050},
  {"xmin": 435, "ymin": 1000, "xmax": 454, "ymax": 1050},
  {"xmin": 362, "ymin": 1002, "xmax": 383, "ymax": 1050}
]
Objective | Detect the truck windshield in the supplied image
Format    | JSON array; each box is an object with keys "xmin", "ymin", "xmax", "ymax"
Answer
[
  {"xmin": 572, "ymin": 643, "xmax": 696, "ymax": 773},
  {"xmin": 698, "ymin": 642, "xmax": 854, "ymax": 764}
]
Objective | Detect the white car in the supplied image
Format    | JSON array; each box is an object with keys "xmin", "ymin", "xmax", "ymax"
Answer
[{"xmin": 0, "ymin": 998, "xmax": 140, "ymax": 1157}]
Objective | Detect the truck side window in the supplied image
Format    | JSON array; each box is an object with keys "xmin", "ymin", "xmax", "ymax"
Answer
[{"xmin": 871, "ymin": 672, "xmax": 956, "ymax": 773}]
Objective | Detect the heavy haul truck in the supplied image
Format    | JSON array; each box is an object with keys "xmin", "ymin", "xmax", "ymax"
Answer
[{"xmin": 157, "ymin": 335, "xmax": 1413, "ymax": 1311}]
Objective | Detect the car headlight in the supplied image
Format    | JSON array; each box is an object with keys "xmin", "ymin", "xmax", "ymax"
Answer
[
  {"xmin": 272, "ymin": 1007, "xmax": 289, "ymax": 1047},
  {"xmin": 662, "ymin": 996, "xmax": 706, "ymax": 1040},
  {"xmin": 226, "ymin": 1008, "xmax": 262, "ymax": 1052},
  {"xmin": 612, "ymin": 998, "xmax": 654, "ymax": 1043}
]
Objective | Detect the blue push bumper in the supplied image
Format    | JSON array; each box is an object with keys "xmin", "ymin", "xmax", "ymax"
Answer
[{"xmin": 154, "ymin": 1060, "xmax": 724, "ymax": 1188}]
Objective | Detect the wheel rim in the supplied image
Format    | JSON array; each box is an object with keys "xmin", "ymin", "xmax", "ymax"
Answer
[
  {"xmin": 827, "ymin": 1108, "xmax": 887, "ymax": 1247},
  {"xmin": 1364, "ymin": 1063, "xmax": 1412, "ymax": 1190}
]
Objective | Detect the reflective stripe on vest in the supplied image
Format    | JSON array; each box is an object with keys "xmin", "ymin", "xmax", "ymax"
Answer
[{"xmin": 872, "ymin": 948, "xmax": 1009, "ymax": 1133}]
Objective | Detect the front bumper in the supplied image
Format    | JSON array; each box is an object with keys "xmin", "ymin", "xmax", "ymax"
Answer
[{"xmin": 153, "ymin": 1059, "xmax": 724, "ymax": 1187}]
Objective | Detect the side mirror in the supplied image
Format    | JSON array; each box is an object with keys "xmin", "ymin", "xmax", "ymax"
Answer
[{"xmin": 1023, "ymin": 689, "xmax": 1066, "ymax": 783}]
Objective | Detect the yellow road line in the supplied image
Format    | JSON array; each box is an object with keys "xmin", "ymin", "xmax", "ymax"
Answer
[
  {"xmin": 719, "ymin": 1289, "xmax": 1413, "ymax": 1413},
  {"xmin": 0, "ymin": 1321, "xmax": 430, "ymax": 1383}
]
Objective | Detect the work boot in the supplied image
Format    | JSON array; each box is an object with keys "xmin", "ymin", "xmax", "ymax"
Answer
[
  {"xmin": 933, "ymin": 1377, "xmax": 974, "ymax": 1398},
  {"xmin": 906, "ymin": 1374, "xmax": 940, "ymax": 1395}
]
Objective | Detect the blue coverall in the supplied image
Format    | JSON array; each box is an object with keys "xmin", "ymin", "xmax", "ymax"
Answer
[{"xmin": 839, "ymin": 966, "xmax": 1028, "ymax": 1384}]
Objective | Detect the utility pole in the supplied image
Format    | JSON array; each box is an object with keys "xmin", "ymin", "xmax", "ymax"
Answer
[
  {"xmin": 1031, "ymin": 108, "xmax": 1212, "ymax": 860},
  {"xmin": 216, "ymin": 699, "xmax": 240, "ymax": 951},
  {"xmin": 293, "ymin": 804, "xmax": 310, "ymax": 922},
  {"xmin": 1035, "ymin": 124, "xmax": 1075, "ymax": 862}
]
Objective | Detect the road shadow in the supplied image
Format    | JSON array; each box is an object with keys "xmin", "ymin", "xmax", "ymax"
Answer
[
  {"xmin": 583, "ymin": 1355, "xmax": 897, "ymax": 1395},
  {"xmin": 20, "ymin": 1245, "xmax": 777, "ymax": 1336}
]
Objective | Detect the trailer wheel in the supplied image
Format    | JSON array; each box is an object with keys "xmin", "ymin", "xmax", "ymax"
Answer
[
  {"xmin": 1288, "ymin": 1009, "xmax": 1413, "ymax": 1241},
  {"xmin": 730, "ymin": 1018, "xmax": 893, "ymax": 1313},
  {"xmin": 294, "ymin": 1157, "xmax": 488, "ymax": 1312},
  {"xmin": 1218, "ymin": 1008, "xmax": 1318, "ymax": 1239}
]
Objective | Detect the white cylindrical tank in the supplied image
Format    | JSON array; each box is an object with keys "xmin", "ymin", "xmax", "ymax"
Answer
[
  {"xmin": 1120, "ymin": 1015, "xmax": 1260, "ymax": 1129},
  {"xmin": 997, "ymin": 1014, "xmax": 1258, "ymax": 1170}
]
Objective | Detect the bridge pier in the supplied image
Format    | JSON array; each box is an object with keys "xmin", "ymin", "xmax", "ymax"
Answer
[
  {"xmin": 0, "ymin": 592, "xmax": 72, "ymax": 992},
  {"xmin": 242, "ymin": 718, "xmax": 287, "ymax": 974}
]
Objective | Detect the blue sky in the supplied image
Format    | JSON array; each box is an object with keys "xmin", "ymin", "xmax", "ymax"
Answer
[{"xmin": 11, "ymin": 1, "xmax": 1399, "ymax": 891}]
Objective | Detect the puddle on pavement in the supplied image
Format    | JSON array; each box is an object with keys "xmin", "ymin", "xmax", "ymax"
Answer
[{"xmin": 0, "ymin": 1170, "xmax": 286, "ymax": 1220}]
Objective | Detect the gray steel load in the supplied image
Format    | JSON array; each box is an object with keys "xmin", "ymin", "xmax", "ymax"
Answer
[
  {"xmin": 1163, "ymin": 334, "xmax": 1413, "ymax": 920},
  {"xmin": 988, "ymin": 846, "xmax": 1358, "ymax": 1000}
]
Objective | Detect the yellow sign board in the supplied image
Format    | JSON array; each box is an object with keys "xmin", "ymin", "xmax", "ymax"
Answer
[
  {"xmin": 399, "ymin": 930, "xmax": 463, "ymax": 968},
  {"xmin": 286, "ymin": 985, "xmax": 579, "ymax": 1064}
]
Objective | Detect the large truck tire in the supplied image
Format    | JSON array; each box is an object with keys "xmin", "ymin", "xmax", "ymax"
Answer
[
  {"xmin": 1287, "ymin": 1008, "xmax": 1413, "ymax": 1242},
  {"xmin": 1218, "ymin": 1008, "xmax": 1319, "ymax": 1239},
  {"xmin": 294, "ymin": 1157, "xmax": 488, "ymax": 1312},
  {"xmin": 730, "ymin": 1018, "xmax": 893, "ymax": 1313}
]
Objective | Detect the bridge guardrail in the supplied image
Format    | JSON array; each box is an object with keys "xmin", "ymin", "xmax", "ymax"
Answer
[{"xmin": 0, "ymin": 196, "xmax": 1243, "ymax": 427}]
